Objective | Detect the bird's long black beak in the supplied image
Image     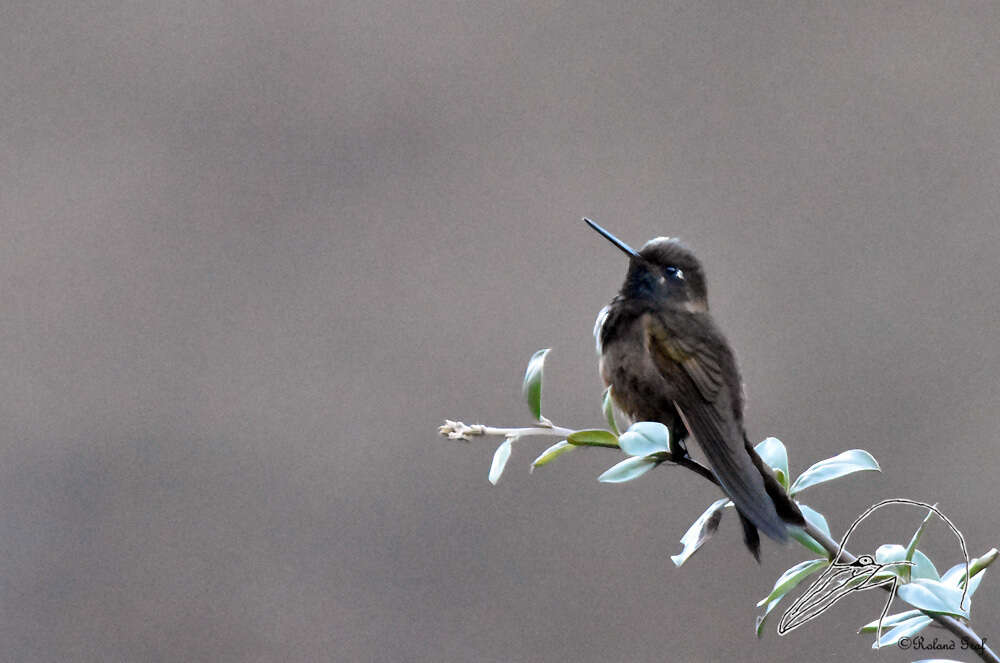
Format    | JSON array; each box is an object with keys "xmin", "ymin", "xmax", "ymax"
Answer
[{"xmin": 583, "ymin": 218, "xmax": 641, "ymax": 260}]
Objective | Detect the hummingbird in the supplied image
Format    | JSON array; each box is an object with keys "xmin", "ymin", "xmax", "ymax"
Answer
[{"xmin": 585, "ymin": 218, "xmax": 803, "ymax": 559}]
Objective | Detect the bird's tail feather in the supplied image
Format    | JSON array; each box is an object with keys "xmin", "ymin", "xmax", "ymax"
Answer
[
  {"xmin": 676, "ymin": 404, "xmax": 790, "ymax": 545},
  {"xmin": 746, "ymin": 439, "xmax": 805, "ymax": 526},
  {"xmin": 738, "ymin": 512, "xmax": 762, "ymax": 562}
]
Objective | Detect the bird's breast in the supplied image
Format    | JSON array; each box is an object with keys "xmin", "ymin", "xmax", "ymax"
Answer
[
  {"xmin": 592, "ymin": 305, "xmax": 610, "ymax": 354},
  {"xmin": 597, "ymin": 310, "xmax": 680, "ymax": 425}
]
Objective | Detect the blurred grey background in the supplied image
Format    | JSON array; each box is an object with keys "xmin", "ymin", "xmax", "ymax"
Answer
[{"xmin": 3, "ymin": 2, "xmax": 999, "ymax": 661}]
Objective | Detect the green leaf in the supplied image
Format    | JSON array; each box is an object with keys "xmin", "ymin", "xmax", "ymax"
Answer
[
  {"xmin": 789, "ymin": 529, "xmax": 827, "ymax": 556},
  {"xmin": 602, "ymin": 387, "xmax": 619, "ymax": 435},
  {"xmin": 940, "ymin": 549, "xmax": 995, "ymax": 600},
  {"xmin": 756, "ymin": 558, "xmax": 828, "ymax": 607},
  {"xmin": 754, "ymin": 557, "xmax": 829, "ymax": 637},
  {"xmin": 840, "ymin": 573, "xmax": 873, "ymax": 593},
  {"xmin": 521, "ymin": 348, "xmax": 550, "ymax": 421},
  {"xmin": 799, "ymin": 503, "xmax": 830, "ymax": 537},
  {"xmin": 789, "ymin": 449, "xmax": 881, "ymax": 495},
  {"xmin": 969, "ymin": 548, "xmax": 998, "ymax": 578},
  {"xmin": 859, "ymin": 609, "xmax": 923, "ymax": 633},
  {"xmin": 876, "ymin": 544, "xmax": 907, "ymax": 563},
  {"xmin": 874, "ymin": 544, "xmax": 911, "ymax": 580},
  {"xmin": 905, "ymin": 508, "xmax": 935, "ymax": 558},
  {"xmin": 940, "ymin": 562, "xmax": 971, "ymax": 587},
  {"xmin": 488, "ymin": 438, "xmax": 513, "ymax": 485},
  {"xmin": 671, "ymin": 498, "xmax": 729, "ymax": 567},
  {"xmin": 754, "ymin": 437, "xmax": 789, "ymax": 490},
  {"xmin": 909, "ymin": 550, "xmax": 940, "ymax": 582},
  {"xmin": 905, "ymin": 508, "xmax": 936, "ymax": 581},
  {"xmin": 598, "ymin": 455, "xmax": 658, "ymax": 483},
  {"xmin": 618, "ymin": 422, "xmax": 670, "ymax": 457},
  {"xmin": 530, "ymin": 440, "xmax": 573, "ymax": 472},
  {"xmin": 966, "ymin": 570, "xmax": 986, "ymax": 598},
  {"xmin": 872, "ymin": 545, "xmax": 932, "ymax": 582},
  {"xmin": 897, "ymin": 579, "xmax": 970, "ymax": 619},
  {"xmin": 942, "ymin": 562, "xmax": 987, "ymax": 602},
  {"xmin": 567, "ymin": 429, "xmax": 620, "ymax": 448},
  {"xmin": 788, "ymin": 503, "xmax": 832, "ymax": 555},
  {"xmin": 755, "ymin": 597, "xmax": 781, "ymax": 638},
  {"xmin": 941, "ymin": 565, "xmax": 986, "ymax": 611},
  {"xmin": 870, "ymin": 614, "xmax": 932, "ymax": 649}
]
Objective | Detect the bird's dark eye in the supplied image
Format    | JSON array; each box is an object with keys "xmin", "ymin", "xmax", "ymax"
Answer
[
  {"xmin": 665, "ymin": 266, "xmax": 685, "ymax": 281},
  {"xmin": 857, "ymin": 555, "xmax": 875, "ymax": 565}
]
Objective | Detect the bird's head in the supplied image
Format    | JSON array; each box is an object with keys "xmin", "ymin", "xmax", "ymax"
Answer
[{"xmin": 584, "ymin": 218, "xmax": 708, "ymax": 312}]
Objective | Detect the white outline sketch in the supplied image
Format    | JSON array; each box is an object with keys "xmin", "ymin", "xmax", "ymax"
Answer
[{"xmin": 777, "ymin": 498, "xmax": 970, "ymax": 646}]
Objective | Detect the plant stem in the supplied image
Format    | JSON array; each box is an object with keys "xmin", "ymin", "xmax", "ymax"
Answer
[
  {"xmin": 440, "ymin": 418, "xmax": 997, "ymax": 662},
  {"xmin": 657, "ymin": 454, "xmax": 720, "ymax": 487},
  {"xmin": 481, "ymin": 425, "xmax": 576, "ymax": 438},
  {"xmin": 801, "ymin": 518, "xmax": 997, "ymax": 662},
  {"xmin": 438, "ymin": 419, "xmax": 575, "ymax": 441},
  {"xmin": 440, "ymin": 419, "xmax": 722, "ymax": 482}
]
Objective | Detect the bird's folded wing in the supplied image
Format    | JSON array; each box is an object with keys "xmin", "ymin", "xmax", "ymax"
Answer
[
  {"xmin": 644, "ymin": 316, "xmax": 724, "ymax": 403},
  {"xmin": 644, "ymin": 314, "xmax": 787, "ymax": 541}
]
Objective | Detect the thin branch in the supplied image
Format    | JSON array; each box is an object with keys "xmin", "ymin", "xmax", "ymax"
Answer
[
  {"xmin": 440, "ymin": 417, "xmax": 997, "ymax": 663},
  {"xmin": 438, "ymin": 419, "xmax": 575, "ymax": 441},
  {"xmin": 440, "ymin": 419, "xmax": 720, "ymax": 483},
  {"xmin": 658, "ymin": 454, "xmax": 720, "ymax": 487},
  {"xmin": 800, "ymin": 520, "xmax": 998, "ymax": 663}
]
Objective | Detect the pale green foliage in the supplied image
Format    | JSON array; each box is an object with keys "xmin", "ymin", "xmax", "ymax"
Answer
[
  {"xmin": 446, "ymin": 350, "xmax": 997, "ymax": 660},
  {"xmin": 521, "ymin": 348, "xmax": 550, "ymax": 421}
]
